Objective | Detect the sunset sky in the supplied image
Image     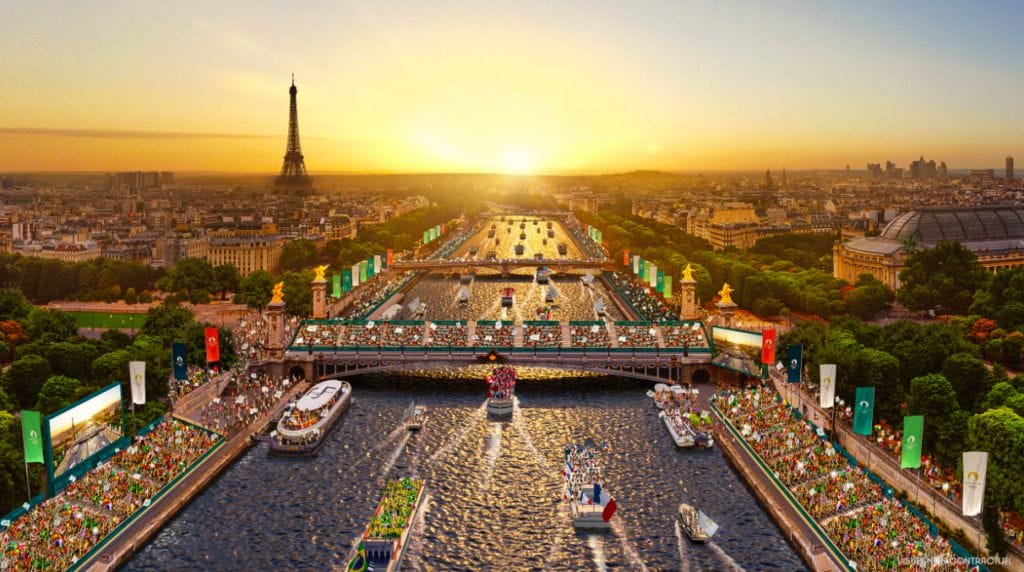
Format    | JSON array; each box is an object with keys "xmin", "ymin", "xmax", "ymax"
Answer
[{"xmin": 2, "ymin": 1, "xmax": 1022, "ymax": 174}]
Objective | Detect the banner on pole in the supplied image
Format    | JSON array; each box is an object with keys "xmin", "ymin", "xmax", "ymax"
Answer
[
  {"xmin": 172, "ymin": 342, "xmax": 187, "ymax": 381},
  {"xmin": 901, "ymin": 415, "xmax": 924, "ymax": 469},
  {"xmin": 343, "ymin": 269, "xmax": 352, "ymax": 292},
  {"xmin": 786, "ymin": 344, "xmax": 803, "ymax": 383},
  {"xmin": 623, "ymin": 250, "xmax": 630, "ymax": 267},
  {"xmin": 656, "ymin": 271, "xmax": 665, "ymax": 292},
  {"xmin": 20, "ymin": 410, "xmax": 43, "ymax": 464},
  {"xmin": 853, "ymin": 387, "xmax": 875, "ymax": 436},
  {"xmin": 386, "ymin": 249, "xmax": 394, "ymax": 267},
  {"xmin": 129, "ymin": 361, "xmax": 146, "ymax": 405},
  {"xmin": 351, "ymin": 263, "xmax": 361, "ymax": 288},
  {"xmin": 819, "ymin": 364, "xmax": 836, "ymax": 408},
  {"xmin": 374, "ymin": 255, "xmax": 382, "ymax": 274},
  {"xmin": 359, "ymin": 260, "xmax": 368, "ymax": 282},
  {"xmin": 962, "ymin": 451, "xmax": 988, "ymax": 517},
  {"xmin": 663, "ymin": 275, "xmax": 672, "ymax": 299},
  {"xmin": 648, "ymin": 263, "xmax": 658, "ymax": 288},
  {"xmin": 332, "ymin": 274, "xmax": 341, "ymax": 298},
  {"xmin": 367, "ymin": 257, "xmax": 375, "ymax": 278},
  {"xmin": 761, "ymin": 329, "xmax": 776, "ymax": 365},
  {"xmin": 205, "ymin": 326, "xmax": 220, "ymax": 363}
]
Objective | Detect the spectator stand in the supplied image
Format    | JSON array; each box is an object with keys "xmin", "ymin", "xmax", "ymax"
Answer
[
  {"xmin": 474, "ymin": 320, "xmax": 514, "ymax": 349},
  {"xmin": 522, "ymin": 320, "xmax": 561, "ymax": 349},
  {"xmin": 426, "ymin": 320, "xmax": 469, "ymax": 348},
  {"xmin": 568, "ymin": 320, "xmax": 611, "ymax": 348},
  {"xmin": 660, "ymin": 321, "xmax": 712, "ymax": 352},
  {"xmin": 614, "ymin": 321, "xmax": 658, "ymax": 348},
  {"xmin": 382, "ymin": 320, "xmax": 425, "ymax": 348}
]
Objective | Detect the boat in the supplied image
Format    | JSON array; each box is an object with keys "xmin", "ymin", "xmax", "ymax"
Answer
[
  {"xmin": 488, "ymin": 229, "xmax": 495, "ymax": 238},
  {"xmin": 546, "ymin": 221, "xmax": 553, "ymax": 229},
  {"xmin": 547, "ymin": 229, "xmax": 555, "ymax": 238},
  {"xmin": 564, "ymin": 441, "xmax": 617, "ymax": 530},
  {"xmin": 542, "ymin": 238, "xmax": 548, "ymax": 245},
  {"xmin": 660, "ymin": 409, "xmax": 696, "ymax": 448},
  {"xmin": 347, "ymin": 478, "xmax": 426, "ymax": 572},
  {"xmin": 404, "ymin": 401, "xmax": 427, "ymax": 431},
  {"xmin": 535, "ymin": 266, "xmax": 551, "ymax": 284},
  {"xmin": 545, "ymin": 285, "xmax": 558, "ymax": 303},
  {"xmin": 651, "ymin": 383, "xmax": 670, "ymax": 409},
  {"xmin": 514, "ymin": 244, "xmax": 524, "ymax": 256},
  {"xmin": 500, "ymin": 287, "xmax": 515, "ymax": 308},
  {"xmin": 269, "ymin": 380, "xmax": 352, "ymax": 457},
  {"xmin": 677, "ymin": 503, "xmax": 718, "ymax": 543},
  {"xmin": 594, "ymin": 299, "xmax": 607, "ymax": 317},
  {"xmin": 469, "ymin": 245, "xmax": 479, "ymax": 255},
  {"xmin": 408, "ymin": 297, "xmax": 425, "ymax": 319},
  {"xmin": 656, "ymin": 386, "xmax": 714, "ymax": 449},
  {"xmin": 582, "ymin": 271, "xmax": 594, "ymax": 287},
  {"xmin": 519, "ymin": 232, "xmax": 526, "ymax": 240},
  {"xmin": 459, "ymin": 272, "xmax": 474, "ymax": 284},
  {"xmin": 557, "ymin": 243, "xmax": 568, "ymax": 256},
  {"xmin": 486, "ymin": 366, "xmax": 516, "ymax": 418},
  {"xmin": 458, "ymin": 285, "xmax": 471, "ymax": 304}
]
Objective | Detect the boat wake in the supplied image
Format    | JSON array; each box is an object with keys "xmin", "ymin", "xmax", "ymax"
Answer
[
  {"xmin": 708, "ymin": 541, "xmax": 745, "ymax": 572},
  {"xmin": 402, "ymin": 492, "xmax": 433, "ymax": 569},
  {"xmin": 587, "ymin": 535, "xmax": 607, "ymax": 572},
  {"xmin": 377, "ymin": 431, "xmax": 412, "ymax": 484},
  {"xmin": 427, "ymin": 400, "xmax": 487, "ymax": 464},
  {"xmin": 674, "ymin": 520, "xmax": 692, "ymax": 572},
  {"xmin": 480, "ymin": 422, "xmax": 503, "ymax": 489},
  {"xmin": 611, "ymin": 519, "xmax": 649, "ymax": 572}
]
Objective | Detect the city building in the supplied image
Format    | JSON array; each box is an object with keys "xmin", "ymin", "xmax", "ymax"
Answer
[
  {"xmin": 1008, "ymin": 156, "xmax": 1015, "ymax": 181},
  {"xmin": 834, "ymin": 205, "xmax": 1024, "ymax": 289},
  {"xmin": 208, "ymin": 234, "xmax": 283, "ymax": 276}
]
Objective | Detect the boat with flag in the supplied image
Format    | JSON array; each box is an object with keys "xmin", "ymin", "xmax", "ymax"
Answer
[
  {"xmin": 486, "ymin": 366, "xmax": 516, "ymax": 418},
  {"xmin": 403, "ymin": 401, "xmax": 427, "ymax": 431},
  {"xmin": 347, "ymin": 477, "xmax": 426, "ymax": 572},
  {"xmin": 535, "ymin": 266, "xmax": 551, "ymax": 284},
  {"xmin": 407, "ymin": 297, "xmax": 425, "ymax": 319},
  {"xmin": 563, "ymin": 440, "xmax": 617, "ymax": 530},
  {"xmin": 500, "ymin": 287, "xmax": 515, "ymax": 308},
  {"xmin": 458, "ymin": 285, "xmax": 471, "ymax": 304},
  {"xmin": 269, "ymin": 379, "xmax": 352, "ymax": 457},
  {"xmin": 678, "ymin": 503, "xmax": 718, "ymax": 543},
  {"xmin": 655, "ymin": 385, "xmax": 714, "ymax": 449}
]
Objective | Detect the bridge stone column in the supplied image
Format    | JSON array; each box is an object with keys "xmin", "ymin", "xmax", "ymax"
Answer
[
  {"xmin": 680, "ymin": 275, "xmax": 698, "ymax": 319},
  {"xmin": 267, "ymin": 300, "xmax": 286, "ymax": 361},
  {"xmin": 312, "ymin": 277, "xmax": 327, "ymax": 319},
  {"xmin": 717, "ymin": 299, "xmax": 737, "ymax": 328}
]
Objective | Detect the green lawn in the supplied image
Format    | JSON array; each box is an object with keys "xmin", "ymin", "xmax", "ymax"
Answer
[{"xmin": 65, "ymin": 311, "xmax": 147, "ymax": 330}]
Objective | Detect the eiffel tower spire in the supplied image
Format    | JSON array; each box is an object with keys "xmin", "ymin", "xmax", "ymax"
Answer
[{"xmin": 276, "ymin": 74, "xmax": 312, "ymax": 188}]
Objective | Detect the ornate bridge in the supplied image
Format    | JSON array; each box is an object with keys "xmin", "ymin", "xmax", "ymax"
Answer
[{"xmin": 389, "ymin": 258, "xmax": 617, "ymax": 273}]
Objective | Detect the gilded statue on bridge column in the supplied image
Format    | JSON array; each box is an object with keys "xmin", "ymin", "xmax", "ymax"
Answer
[
  {"xmin": 718, "ymin": 283, "xmax": 735, "ymax": 305},
  {"xmin": 314, "ymin": 265, "xmax": 328, "ymax": 281},
  {"xmin": 271, "ymin": 281, "xmax": 285, "ymax": 304}
]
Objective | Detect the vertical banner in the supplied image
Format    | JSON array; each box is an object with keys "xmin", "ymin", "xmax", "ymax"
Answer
[
  {"xmin": 761, "ymin": 329, "xmax": 776, "ymax": 364},
  {"xmin": 853, "ymin": 387, "xmax": 875, "ymax": 435},
  {"xmin": 656, "ymin": 270, "xmax": 665, "ymax": 292},
  {"xmin": 172, "ymin": 342, "xmax": 187, "ymax": 380},
  {"xmin": 374, "ymin": 255, "xmax": 382, "ymax": 274},
  {"xmin": 342, "ymin": 269, "xmax": 352, "ymax": 292},
  {"xmin": 595, "ymin": 229, "xmax": 602, "ymax": 244},
  {"xmin": 386, "ymin": 249, "xmax": 394, "ymax": 267},
  {"xmin": 129, "ymin": 360, "xmax": 146, "ymax": 405},
  {"xmin": 819, "ymin": 364, "xmax": 836, "ymax": 408},
  {"xmin": 205, "ymin": 326, "xmax": 221, "ymax": 363},
  {"xmin": 20, "ymin": 410, "xmax": 44, "ymax": 464},
  {"xmin": 359, "ymin": 260, "xmax": 368, "ymax": 282},
  {"xmin": 632, "ymin": 255, "xmax": 639, "ymax": 274},
  {"xmin": 786, "ymin": 344, "xmax": 803, "ymax": 383},
  {"xmin": 351, "ymin": 263, "xmax": 361, "ymax": 288},
  {"xmin": 648, "ymin": 263, "xmax": 658, "ymax": 288},
  {"xmin": 367, "ymin": 257, "xmax": 375, "ymax": 278},
  {"xmin": 962, "ymin": 451, "xmax": 988, "ymax": 517},
  {"xmin": 623, "ymin": 250, "xmax": 630, "ymax": 267},
  {"xmin": 663, "ymin": 275, "xmax": 673, "ymax": 299},
  {"xmin": 423, "ymin": 229, "xmax": 430, "ymax": 244},
  {"xmin": 638, "ymin": 258, "xmax": 646, "ymax": 279},
  {"xmin": 901, "ymin": 415, "xmax": 924, "ymax": 469},
  {"xmin": 332, "ymin": 274, "xmax": 341, "ymax": 297},
  {"xmin": 441, "ymin": 223, "xmax": 446, "ymax": 234}
]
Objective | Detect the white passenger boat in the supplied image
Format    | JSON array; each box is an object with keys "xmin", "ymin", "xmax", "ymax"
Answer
[
  {"xmin": 269, "ymin": 380, "xmax": 351, "ymax": 457},
  {"xmin": 404, "ymin": 401, "xmax": 427, "ymax": 431},
  {"xmin": 678, "ymin": 503, "xmax": 718, "ymax": 543},
  {"xmin": 564, "ymin": 441, "xmax": 617, "ymax": 530},
  {"xmin": 458, "ymin": 285, "xmax": 471, "ymax": 304},
  {"xmin": 660, "ymin": 409, "xmax": 696, "ymax": 448}
]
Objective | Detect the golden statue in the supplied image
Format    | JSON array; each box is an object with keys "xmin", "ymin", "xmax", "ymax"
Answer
[
  {"xmin": 271, "ymin": 281, "xmax": 284, "ymax": 304},
  {"xmin": 314, "ymin": 265, "xmax": 328, "ymax": 281},
  {"xmin": 682, "ymin": 263, "xmax": 694, "ymax": 282},
  {"xmin": 718, "ymin": 282, "xmax": 735, "ymax": 305}
]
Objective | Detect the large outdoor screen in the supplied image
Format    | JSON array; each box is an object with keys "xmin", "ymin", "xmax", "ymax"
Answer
[
  {"xmin": 710, "ymin": 326, "xmax": 764, "ymax": 378},
  {"xmin": 47, "ymin": 384, "xmax": 123, "ymax": 479}
]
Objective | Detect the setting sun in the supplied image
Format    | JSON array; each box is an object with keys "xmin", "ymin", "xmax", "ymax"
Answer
[{"xmin": 502, "ymin": 149, "xmax": 533, "ymax": 175}]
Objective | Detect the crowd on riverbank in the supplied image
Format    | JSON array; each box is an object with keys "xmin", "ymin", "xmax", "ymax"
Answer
[
  {"xmin": 342, "ymin": 271, "xmax": 416, "ymax": 319},
  {"xmin": 232, "ymin": 312, "xmax": 270, "ymax": 361},
  {"xmin": 0, "ymin": 420, "xmax": 219, "ymax": 572},
  {"xmin": 609, "ymin": 272, "xmax": 676, "ymax": 322},
  {"xmin": 197, "ymin": 370, "xmax": 292, "ymax": 435},
  {"xmin": 170, "ymin": 367, "xmax": 209, "ymax": 402},
  {"xmin": 716, "ymin": 386, "xmax": 972, "ymax": 571},
  {"xmin": 570, "ymin": 323, "xmax": 611, "ymax": 347},
  {"xmin": 616, "ymin": 323, "xmax": 658, "ymax": 347},
  {"xmin": 426, "ymin": 322, "xmax": 468, "ymax": 347},
  {"xmin": 523, "ymin": 323, "xmax": 561, "ymax": 347}
]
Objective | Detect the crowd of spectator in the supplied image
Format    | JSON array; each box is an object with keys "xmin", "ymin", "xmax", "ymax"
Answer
[
  {"xmin": 426, "ymin": 322, "xmax": 469, "ymax": 347},
  {"xmin": 661, "ymin": 322, "xmax": 709, "ymax": 349},
  {"xmin": 382, "ymin": 322, "xmax": 424, "ymax": 346},
  {"xmin": 343, "ymin": 271, "xmax": 415, "ymax": 319},
  {"xmin": 523, "ymin": 323, "xmax": 562, "ymax": 348},
  {"xmin": 564, "ymin": 223, "xmax": 607, "ymax": 260},
  {"xmin": 475, "ymin": 322, "xmax": 514, "ymax": 347},
  {"xmin": 293, "ymin": 322, "xmax": 343, "ymax": 347},
  {"xmin": 716, "ymin": 386, "xmax": 971, "ymax": 571},
  {"xmin": 232, "ymin": 312, "xmax": 270, "ymax": 361},
  {"xmin": 570, "ymin": 323, "xmax": 611, "ymax": 348},
  {"xmin": 616, "ymin": 322, "xmax": 659, "ymax": 347},
  {"xmin": 429, "ymin": 229, "xmax": 474, "ymax": 260},
  {"xmin": 0, "ymin": 420, "xmax": 219, "ymax": 572},
  {"xmin": 197, "ymin": 370, "xmax": 292, "ymax": 435},
  {"xmin": 170, "ymin": 367, "xmax": 209, "ymax": 402},
  {"xmin": 609, "ymin": 272, "xmax": 677, "ymax": 322}
]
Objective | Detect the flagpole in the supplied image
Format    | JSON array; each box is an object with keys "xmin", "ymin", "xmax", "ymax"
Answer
[{"xmin": 24, "ymin": 460, "xmax": 31, "ymax": 500}]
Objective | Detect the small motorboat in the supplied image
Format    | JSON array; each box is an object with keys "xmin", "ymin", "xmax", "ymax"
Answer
[
  {"xmin": 678, "ymin": 503, "xmax": 718, "ymax": 543},
  {"xmin": 404, "ymin": 401, "xmax": 427, "ymax": 431}
]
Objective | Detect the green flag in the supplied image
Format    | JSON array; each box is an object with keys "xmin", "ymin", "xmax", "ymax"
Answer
[
  {"xmin": 332, "ymin": 274, "xmax": 341, "ymax": 298},
  {"xmin": 656, "ymin": 270, "xmax": 665, "ymax": 292},
  {"xmin": 367, "ymin": 257, "xmax": 375, "ymax": 278},
  {"xmin": 342, "ymin": 269, "xmax": 352, "ymax": 292},
  {"xmin": 359, "ymin": 260, "xmax": 368, "ymax": 282},
  {"xmin": 853, "ymin": 387, "xmax": 874, "ymax": 436},
  {"xmin": 663, "ymin": 275, "xmax": 673, "ymax": 299},
  {"xmin": 20, "ymin": 410, "xmax": 43, "ymax": 464},
  {"xmin": 901, "ymin": 415, "xmax": 924, "ymax": 469}
]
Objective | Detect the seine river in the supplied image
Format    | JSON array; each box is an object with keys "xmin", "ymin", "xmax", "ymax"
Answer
[{"xmin": 125, "ymin": 373, "xmax": 804, "ymax": 571}]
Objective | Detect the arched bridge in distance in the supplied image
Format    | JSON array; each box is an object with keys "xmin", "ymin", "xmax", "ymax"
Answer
[{"xmin": 388, "ymin": 258, "xmax": 619, "ymax": 273}]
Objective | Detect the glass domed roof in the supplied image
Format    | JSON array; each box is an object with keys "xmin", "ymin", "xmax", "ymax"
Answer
[{"xmin": 880, "ymin": 205, "xmax": 1024, "ymax": 245}]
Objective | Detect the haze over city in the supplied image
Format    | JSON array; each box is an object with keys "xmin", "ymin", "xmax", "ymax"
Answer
[{"xmin": 3, "ymin": 0, "xmax": 1023, "ymax": 173}]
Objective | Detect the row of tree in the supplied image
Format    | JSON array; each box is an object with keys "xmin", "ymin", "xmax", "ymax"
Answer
[{"xmin": 0, "ymin": 253, "xmax": 164, "ymax": 304}]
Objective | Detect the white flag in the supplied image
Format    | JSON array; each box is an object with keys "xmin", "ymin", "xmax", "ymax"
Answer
[
  {"xmin": 351, "ymin": 263, "xmax": 360, "ymax": 287},
  {"xmin": 648, "ymin": 263, "xmax": 658, "ymax": 288},
  {"xmin": 129, "ymin": 361, "xmax": 146, "ymax": 405},
  {"xmin": 374, "ymin": 255, "xmax": 382, "ymax": 272},
  {"xmin": 819, "ymin": 364, "xmax": 836, "ymax": 409},
  {"xmin": 962, "ymin": 451, "xmax": 988, "ymax": 517},
  {"xmin": 632, "ymin": 255, "xmax": 640, "ymax": 274}
]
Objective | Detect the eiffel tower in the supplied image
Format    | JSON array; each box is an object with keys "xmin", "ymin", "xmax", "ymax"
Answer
[{"xmin": 275, "ymin": 75, "xmax": 312, "ymax": 188}]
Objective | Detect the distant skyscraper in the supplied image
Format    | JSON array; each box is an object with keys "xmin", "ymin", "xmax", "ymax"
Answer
[
  {"xmin": 276, "ymin": 75, "xmax": 312, "ymax": 189},
  {"xmin": 1007, "ymin": 156, "xmax": 1014, "ymax": 181}
]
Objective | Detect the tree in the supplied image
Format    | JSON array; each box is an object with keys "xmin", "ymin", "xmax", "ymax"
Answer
[
  {"xmin": 908, "ymin": 373, "xmax": 959, "ymax": 457},
  {"xmin": 235, "ymin": 270, "xmax": 274, "ymax": 309},
  {"xmin": 942, "ymin": 352, "xmax": 993, "ymax": 412},
  {"xmin": 35, "ymin": 375, "xmax": 80, "ymax": 415},
  {"xmin": 159, "ymin": 257, "xmax": 214, "ymax": 298},
  {"xmin": 213, "ymin": 264, "xmax": 241, "ymax": 301},
  {"xmin": 281, "ymin": 271, "xmax": 313, "ymax": 317},
  {"xmin": 897, "ymin": 242, "xmax": 989, "ymax": 314},
  {"xmin": 91, "ymin": 349, "xmax": 132, "ymax": 385},
  {"xmin": 43, "ymin": 342, "xmax": 97, "ymax": 382},
  {"xmin": 967, "ymin": 408, "xmax": 1024, "ymax": 520},
  {"xmin": 2, "ymin": 355, "xmax": 52, "ymax": 408},
  {"xmin": 24, "ymin": 309, "xmax": 79, "ymax": 344},
  {"xmin": 0, "ymin": 289, "xmax": 32, "ymax": 321},
  {"xmin": 280, "ymin": 239, "xmax": 320, "ymax": 273},
  {"xmin": 139, "ymin": 302, "xmax": 195, "ymax": 346},
  {"xmin": 846, "ymin": 274, "xmax": 893, "ymax": 319}
]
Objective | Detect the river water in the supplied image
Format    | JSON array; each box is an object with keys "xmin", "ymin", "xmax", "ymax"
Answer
[{"xmin": 125, "ymin": 372, "xmax": 804, "ymax": 571}]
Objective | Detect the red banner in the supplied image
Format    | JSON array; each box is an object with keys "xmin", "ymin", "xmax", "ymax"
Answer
[
  {"xmin": 761, "ymin": 328, "xmax": 777, "ymax": 365},
  {"xmin": 205, "ymin": 327, "xmax": 220, "ymax": 363},
  {"xmin": 623, "ymin": 249, "xmax": 630, "ymax": 266},
  {"xmin": 386, "ymin": 249, "xmax": 394, "ymax": 267}
]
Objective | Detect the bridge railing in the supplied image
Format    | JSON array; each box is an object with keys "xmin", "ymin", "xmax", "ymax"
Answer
[{"xmin": 287, "ymin": 344, "xmax": 712, "ymax": 355}]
